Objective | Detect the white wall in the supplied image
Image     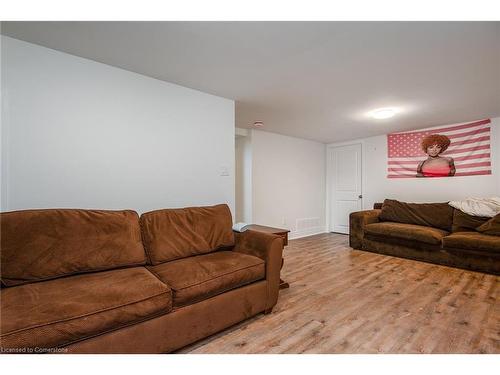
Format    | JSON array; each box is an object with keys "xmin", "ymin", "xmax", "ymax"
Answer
[
  {"xmin": 327, "ymin": 117, "xmax": 500, "ymax": 219},
  {"xmin": 235, "ymin": 133, "xmax": 252, "ymax": 223},
  {"xmin": 1, "ymin": 36, "xmax": 235, "ymax": 214},
  {"xmin": 251, "ymin": 130, "xmax": 326, "ymax": 239}
]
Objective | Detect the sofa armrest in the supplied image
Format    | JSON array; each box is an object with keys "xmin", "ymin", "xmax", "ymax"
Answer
[
  {"xmin": 233, "ymin": 230, "xmax": 283, "ymax": 311},
  {"xmin": 349, "ymin": 209, "xmax": 381, "ymax": 249}
]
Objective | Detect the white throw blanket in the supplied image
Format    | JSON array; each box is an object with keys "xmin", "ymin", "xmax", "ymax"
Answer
[{"xmin": 449, "ymin": 197, "xmax": 500, "ymax": 217}]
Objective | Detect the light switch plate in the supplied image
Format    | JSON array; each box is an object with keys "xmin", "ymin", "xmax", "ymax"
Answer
[{"xmin": 220, "ymin": 166, "xmax": 229, "ymax": 176}]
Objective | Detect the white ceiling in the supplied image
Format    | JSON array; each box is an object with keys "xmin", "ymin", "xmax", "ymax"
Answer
[{"xmin": 2, "ymin": 21, "xmax": 500, "ymax": 143}]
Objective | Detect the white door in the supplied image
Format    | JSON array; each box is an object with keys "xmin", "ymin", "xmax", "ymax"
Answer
[{"xmin": 329, "ymin": 143, "xmax": 362, "ymax": 234}]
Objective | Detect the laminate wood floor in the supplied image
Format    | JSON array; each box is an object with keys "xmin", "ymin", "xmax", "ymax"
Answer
[{"xmin": 179, "ymin": 233, "xmax": 499, "ymax": 353}]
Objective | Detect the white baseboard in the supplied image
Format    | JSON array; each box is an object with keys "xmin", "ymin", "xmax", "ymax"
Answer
[{"xmin": 289, "ymin": 226, "xmax": 327, "ymax": 240}]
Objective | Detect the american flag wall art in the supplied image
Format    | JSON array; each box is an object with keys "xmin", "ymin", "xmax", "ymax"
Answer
[{"xmin": 387, "ymin": 119, "xmax": 492, "ymax": 178}]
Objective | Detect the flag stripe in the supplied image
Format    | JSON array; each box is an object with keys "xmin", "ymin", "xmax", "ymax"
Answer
[
  {"xmin": 388, "ymin": 153, "xmax": 491, "ymax": 165},
  {"xmin": 455, "ymin": 170, "xmax": 492, "ymax": 176},
  {"xmin": 388, "ymin": 170, "xmax": 492, "ymax": 178},
  {"xmin": 456, "ymin": 161, "xmax": 491, "ymax": 169},
  {"xmin": 388, "ymin": 159, "xmax": 492, "ymax": 169},
  {"xmin": 390, "ymin": 136, "xmax": 490, "ymax": 159},
  {"xmin": 388, "ymin": 135, "xmax": 490, "ymax": 158},
  {"xmin": 432, "ymin": 123, "xmax": 490, "ymax": 137},
  {"xmin": 389, "ymin": 165, "xmax": 490, "ymax": 173},
  {"xmin": 439, "ymin": 135, "xmax": 490, "ymax": 147},
  {"xmin": 446, "ymin": 127, "xmax": 490, "ymax": 139},
  {"xmin": 442, "ymin": 144, "xmax": 490, "ymax": 155},
  {"xmin": 392, "ymin": 146, "xmax": 491, "ymax": 159},
  {"xmin": 424, "ymin": 119, "xmax": 491, "ymax": 134},
  {"xmin": 388, "ymin": 161, "xmax": 491, "ymax": 172},
  {"xmin": 391, "ymin": 119, "xmax": 491, "ymax": 136},
  {"xmin": 387, "ymin": 127, "xmax": 489, "ymax": 145},
  {"xmin": 454, "ymin": 153, "xmax": 491, "ymax": 162}
]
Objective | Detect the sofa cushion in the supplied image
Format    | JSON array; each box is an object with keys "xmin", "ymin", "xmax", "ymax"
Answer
[
  {"xmin": 451, "ymin": 209, "xmax": 489, "ymax": 232},
  {"xmin": 0, "ymin": 267, "xmax": 172, "ymax": 350},
  {"xmin": 379, "ymin": 199, "xmax": 454, "ymax": 231},
  {"xmin": 148, "ymin": 251, "xmax": 265, "ymax": 307},
  {"xmin": 141, "ymin": 204, "xmax": 234, "ymax": 264},
  {"xmin": 476, "ymin": 214, "xmax": 500, "ymax": 236},
  {"xmin": 364, "ymin": 222, "xmax": 449, "ymax": 245},
  {"xmin": 1, "ymin": 209, "xmax": 146, "ymax": 287},
  {"xmin": 443, "ymin": 232, "xmax": 500, "ymax": 253}
]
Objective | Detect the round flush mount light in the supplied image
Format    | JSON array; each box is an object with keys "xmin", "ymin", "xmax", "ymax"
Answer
[
  {"xmin": 253, "ymin": 121, "xmax": 264, "ymax": 127},
  {"xmin": 369, "ymin": 107, "xmax": 397, "ymax": 119}
]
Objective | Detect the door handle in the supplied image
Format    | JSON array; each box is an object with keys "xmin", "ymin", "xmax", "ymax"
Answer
[{"xmin": 358, "ymin": 195, "xmax": 363, "ymax": 199}]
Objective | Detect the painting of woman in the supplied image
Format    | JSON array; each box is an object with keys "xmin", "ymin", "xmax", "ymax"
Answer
[{"xmin": 416, "ymin": 134, "xmax": 456, "ymax": 177}]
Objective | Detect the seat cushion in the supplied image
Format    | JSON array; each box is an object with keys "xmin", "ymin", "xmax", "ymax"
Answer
[
  {"xmin": 365, "ymin": 222, "xmax": 449, "ymax": 245},
  {"xmin": 443, "ymin": 232, "xmax": 500, "ymax": 253},
  {"xmin": 476, "ymin": 214, "xmax": 500, "ymax": 236},
  {"xmin": 0, "ymin": 267, "xmax": 172, "ymax": 349},
  {"xmin": 148, "ymin": 251, "xmax": 265, "ymax": 307},
  {"xmin": 1, "ymin": 209, "xmax": 146, "ymax": 286},
  {"xmin": 141, "ymin": 204, "xmax": 235, "ymax": 265},
  {"xmin": 451, "ymin": 209, "xmax": 489, "ymax": 232},
  {"xmin": 379, "ymin": 199, "xmax": 454, "ymax": 231}
]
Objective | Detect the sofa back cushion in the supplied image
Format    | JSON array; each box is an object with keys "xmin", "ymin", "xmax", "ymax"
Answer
[
  {"xmin": 1, "ymin": 209, "xmax": 146, "ymax": 287},
  {"xmin": 451, "ymin": 209, "xmax": 489, "ymax": 232},
  {"xmin": 379, "ymin": 199, "xmax": 454, "ymax": 231},
  {"xmin": 140, "ymin": 204, "xmax": 234, "ymax": 265},
  {"xmin": 476, "ymin": 214, "xmax": 500, "ymax": 236}
]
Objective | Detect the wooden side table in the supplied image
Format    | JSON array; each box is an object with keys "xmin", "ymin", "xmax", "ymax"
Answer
[{"xmin": 245, "ymin": 224, "xmax": 290, "ymax": 289}]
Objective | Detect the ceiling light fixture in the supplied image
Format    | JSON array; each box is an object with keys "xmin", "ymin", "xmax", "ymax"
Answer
[
  {"xmin": 369, "ymin": 108, "xmax": 397, "ymax": 120},
  {"xmin": 253, "ymin": 121, "xmax": 264, "ymax": 127}
]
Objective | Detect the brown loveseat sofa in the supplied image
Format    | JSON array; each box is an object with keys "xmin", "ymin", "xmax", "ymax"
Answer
[
  {"xmin": 0, "ymin": 204, "xmax": 283, "ymax": 353},
  {"xmin": 350, "ymin": 199, "xmax": 500, "ymax": 275}
]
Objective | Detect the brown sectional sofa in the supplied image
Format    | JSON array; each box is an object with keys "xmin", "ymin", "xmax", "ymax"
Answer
[
  {"xmin": 350, "ymin": 199, "xmax": 500, "ymax": 275},
  {"xmin": 0, "ymin": 204, "xmax": 283, "ymax": 353}
]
